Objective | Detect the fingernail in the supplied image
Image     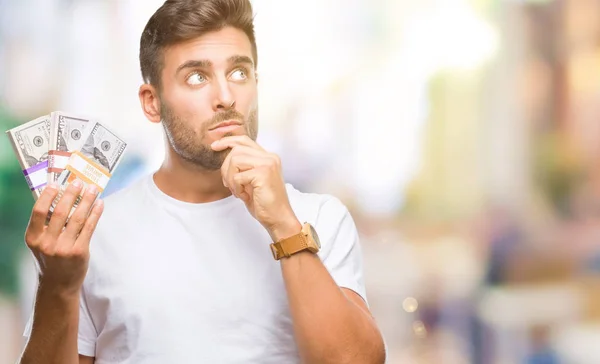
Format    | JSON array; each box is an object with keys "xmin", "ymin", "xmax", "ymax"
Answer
[
  {"xmin": 87, "ymin": 185, "xmax": 98, "ymax": 195},
  {"xmin": 47, "ymin": 183, "xmax": 58, "ymax": 190},
  {"xmin": 211, "ymin": 141, "xmax": 218, "ymax": 148},
  {"xmin": 72, "ymin": 179, "xmax": 82, "ymax": 188}
]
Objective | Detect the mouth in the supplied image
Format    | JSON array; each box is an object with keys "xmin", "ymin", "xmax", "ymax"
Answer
[{"xmin": 209, "ymin": 120, "xmax": 242, "ymax": 131}]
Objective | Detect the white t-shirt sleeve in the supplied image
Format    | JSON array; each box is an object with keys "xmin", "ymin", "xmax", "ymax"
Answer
[
  {"xmin": 316, "ymin": 197, "xmax": 368, "ymax": 304},
  {"xmin": 78, "ymin": 286, "xmax": 98, "ymax": 357}
]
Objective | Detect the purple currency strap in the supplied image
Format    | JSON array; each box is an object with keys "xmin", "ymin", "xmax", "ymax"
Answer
[{"xmin": 23, "ymin": 160, "xmax": 49, "ymax": 191}]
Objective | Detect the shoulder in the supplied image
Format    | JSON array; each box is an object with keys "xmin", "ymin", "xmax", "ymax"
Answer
[
  {"xmin": 285, "ymin": 183, "xmax": 352, "ymax": 226},
  {"xmin": 285, "ymin": 185, "xmax": 361, "ymax": 266}
]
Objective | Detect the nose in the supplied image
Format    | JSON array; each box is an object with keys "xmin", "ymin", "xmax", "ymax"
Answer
[{"xmin": 212, "ymin": 76, "xmax": 235, "ymax": 111}]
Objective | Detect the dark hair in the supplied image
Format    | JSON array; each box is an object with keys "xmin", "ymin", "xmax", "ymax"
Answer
[{"xmin": 139, "ymin": 0, "xmax": 257, "ymax": 88}]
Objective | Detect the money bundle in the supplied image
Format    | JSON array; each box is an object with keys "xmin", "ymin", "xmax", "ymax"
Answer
[
  {"xmin": 5, "ymin": 115, "xmax": 51, "ymax": 199},
  {"xmin": 5, "ymin": 112, "xmax": 127, "ymax": 216},
  {"xmin": 48, "ymin": 111, "xmax": 94, "ymax": 183},
  {"xmin": 49, "ymin": 122, "xmax": 127, "ymax": 217}
]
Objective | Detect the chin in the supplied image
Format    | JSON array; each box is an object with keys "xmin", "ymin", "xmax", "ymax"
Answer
[{"xmin": 216, "ymin": 129, "xmax": 246, "ymax": 139}]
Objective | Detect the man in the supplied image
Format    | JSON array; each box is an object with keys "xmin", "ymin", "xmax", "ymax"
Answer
[{"xmin": 20, "ymin": 0, "xmax": 386, "ymax": 363}]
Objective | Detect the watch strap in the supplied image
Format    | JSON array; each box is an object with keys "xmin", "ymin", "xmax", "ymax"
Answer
[{"xmin": 270, "ymin": 231, "xmax": 308, "ymax": 260}]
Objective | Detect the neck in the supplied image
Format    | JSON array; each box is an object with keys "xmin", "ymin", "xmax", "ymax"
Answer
[{"xmin": 153, "ymin": 149, "xmax": 231, "ymax": 204}]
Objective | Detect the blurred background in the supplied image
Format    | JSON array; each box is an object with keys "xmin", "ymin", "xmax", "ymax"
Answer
[{"xmin": 1, "ymin": 0, "xmax": 600, "ymax": 363}]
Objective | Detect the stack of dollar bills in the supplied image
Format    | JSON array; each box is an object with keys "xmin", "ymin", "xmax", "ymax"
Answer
[{"xmin": 5, "ymin": 111, "xmax": 127, "ymax": 215}]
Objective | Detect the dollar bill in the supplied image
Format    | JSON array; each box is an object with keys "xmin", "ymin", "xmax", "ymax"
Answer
[
  {"xmin": 79, "ymin": 121, "xmax": 128, "ymax": 173},
  {"xmin": 5, "ymin": 115, "xmax": 51, "ymax": 200},
  {"xmin": 50, "ymin": 121, "xmax": 127, "ymax": 218},
  {"xmin": 48, "ymin": 111, "xmax": 94, "ymax": 183}
]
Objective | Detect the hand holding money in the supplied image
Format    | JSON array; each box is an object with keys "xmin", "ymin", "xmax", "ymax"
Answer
[
  {"xmin": 25, "ymin": 180, "xmax": 104, "ymax": 295},
  {"xmin": 50, "ymin": 121, "xmax": 127, "ymax": 218},
  {"xmin": 6, "ymin": 111, "xmax": 126, "ymax": 292}
]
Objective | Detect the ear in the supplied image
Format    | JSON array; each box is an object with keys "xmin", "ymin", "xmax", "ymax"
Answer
[{"xmin": 139, "ymin": 83, "xmax": 161, "ymax": 124}]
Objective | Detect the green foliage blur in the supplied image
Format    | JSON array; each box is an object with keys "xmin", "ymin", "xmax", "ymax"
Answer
[{"xmin": 0, "ymin": 106, "xmax": 36, "ymax": 299}]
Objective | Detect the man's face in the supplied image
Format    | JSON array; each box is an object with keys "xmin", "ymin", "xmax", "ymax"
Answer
[{"xmin": 158, "ymin": 26, "xmax": 258, "ymax": 170}]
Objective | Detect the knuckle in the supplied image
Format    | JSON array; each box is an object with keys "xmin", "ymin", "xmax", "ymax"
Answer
[
  {"xmin": 80, "ymin": 226, "xmax": 93, "ymax": 237},
  {"xmin": 52, "ymin": 208, "xmax": 68, "ymax": 221},
  {"xmin": 268, "ymin": 155, "xmax": 280, "ymax": 169},
  {"xmin": 24, "ymin": 232, "xmax": 33, "ymax": 245},
  {"xmin": 68, "ymin": 247, "xmax": 88, "ymax": 260},
  {"xmin": 78, "ymin": 193, "xmax": 93, "ymax": 205},
  {"xmin": 81, "ymin": 228, "xmax": 96, "ymax": 240},
  {"xmin": 225, "ymin": 149, "xmax": 237, "ymax": 159},
  {"xmin": 273, "ymin": 154, "xmax": 281, "ymax": 165},
  {"xmin": 268, "ymin": 152, "xmax": 279, "ymax": 163},
  {"xmin": 41, "ymin": 187, "xmax": 56, "ymax": 198},
  {"xmin": 53, "ymin": 247, "xmax": 68, "ymax": 258},
  {"xmin": 84, "ymin": 191, "xmax": 98, "ymax": 203},
  {"xmin": 94, "ymin": 203, "xmax": 105, "ymax": 215},
  {"xmin": 82, "ymin": 221, "xmax": 97, "ymax": 235},
  {"xmin": 24, "ymin": 231, "xmax": 40, "ymax": 248},
  {"xmin": 57, "ymin": 248, "xmax": 80, "ymax": 260},
  {"xmin": 60, "ymin": 190, "xmax": 77, "ymax": 202},
  {"xmin": 69, "ymin": 215, "xmax": 86, "ymax": 227},
  {"xmin": 32, "ymin": 205, "xmax": 47, "ymax": 217},
  {"xmin": 227, "ymin": 178, "xmax": 236, "ymax": 189},
  {"xmin": 39, "ymin": 241, "xmax": 57, "ymax": 256},
  {"xmin": 60, "ymin": 188, "xmax": 74, "ymax": 199}
]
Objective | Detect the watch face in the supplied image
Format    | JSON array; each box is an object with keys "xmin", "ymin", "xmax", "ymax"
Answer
[{"xmin": 309, "ymin": 224, "xmax": 321, "ymax": 249}]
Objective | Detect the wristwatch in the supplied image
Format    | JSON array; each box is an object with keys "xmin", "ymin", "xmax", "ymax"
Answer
[{"xmin": 270, "ymin": 222, "xmax": 321, "ymax": 260}]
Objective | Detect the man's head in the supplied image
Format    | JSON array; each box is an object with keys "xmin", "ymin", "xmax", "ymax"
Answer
[{"xmin": 138, "ymin": 0, "xmax": 259, "ymax": 170}]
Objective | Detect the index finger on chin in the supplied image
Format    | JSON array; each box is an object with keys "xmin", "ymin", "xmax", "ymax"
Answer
[{"xmin": 211, "ymin": 135, "xmax": 263, "ymax": 151}]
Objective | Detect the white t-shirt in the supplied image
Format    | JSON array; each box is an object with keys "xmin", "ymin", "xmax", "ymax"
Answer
[{"xmin": 26, "ymin": 175, "xmax": 367, "ymax": 364}]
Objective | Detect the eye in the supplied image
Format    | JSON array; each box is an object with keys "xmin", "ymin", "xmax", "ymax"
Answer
[
  {"xmin": 186, "ymin": 72, "xmax": 206, "ymax": 86},
  {"xmin": 229, "ymin": 68, "xmax": 248, "ymax": 81}
]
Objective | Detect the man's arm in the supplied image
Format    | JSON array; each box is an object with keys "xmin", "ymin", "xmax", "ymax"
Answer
[
  {"xmin": 18, "ymin": 181, "xmax": 103, "ymax": 364},
  {"xmin": 80, "ymin": 355, "xmax": 95, "ymax": 364},
  {"xmin": 277, "ymin": 224, "xmax": 386, "ymax": 364},
  {"xmin": 21, "ymin": 288, "xmax": 95, "ymax": 364},
  {"xmin": 213, "ymin": 136, "xmax": 385, "ymax": 363},
  {"xmin": 20, "ymin": 285, "xmax": 80, "ymax": 364}
]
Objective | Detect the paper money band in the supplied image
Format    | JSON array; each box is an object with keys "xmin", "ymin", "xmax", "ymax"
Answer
[
  {"xmin": 48, "ymin": 150, "xmax": 71, "ymax": 173},
  {"xmin": 65, "ymin": 151, "xmax": 112, "ymax": 192},
  {"xmin": 23, "ymin": 160, "xmax": 48, "ymax": 191}
]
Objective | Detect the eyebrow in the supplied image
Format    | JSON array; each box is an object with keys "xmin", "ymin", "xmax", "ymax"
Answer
[
  {"xmin": 176, "ymin": 59, "xmax": 212, "ymax": 74},
  {"xmin": 227, "ymin": 55, "xmax": 254, "ymax": 67},
  {"xmin": 176, "ymin": 55, "xmax": 255, "ymax": 75}
]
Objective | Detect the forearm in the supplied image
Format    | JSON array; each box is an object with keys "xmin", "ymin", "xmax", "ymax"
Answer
[
  {"xmin": 20, "ymin": 280, "xmax": 81, "ymax": 364},
  {"xmin": 281, "ymin": 251, "xmax": 385, "ymax": 364}
]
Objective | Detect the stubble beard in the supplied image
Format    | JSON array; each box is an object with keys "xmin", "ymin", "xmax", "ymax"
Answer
[{"xmin": 160, "ymin": 100, "xmax": 258, "ymax": 171}]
